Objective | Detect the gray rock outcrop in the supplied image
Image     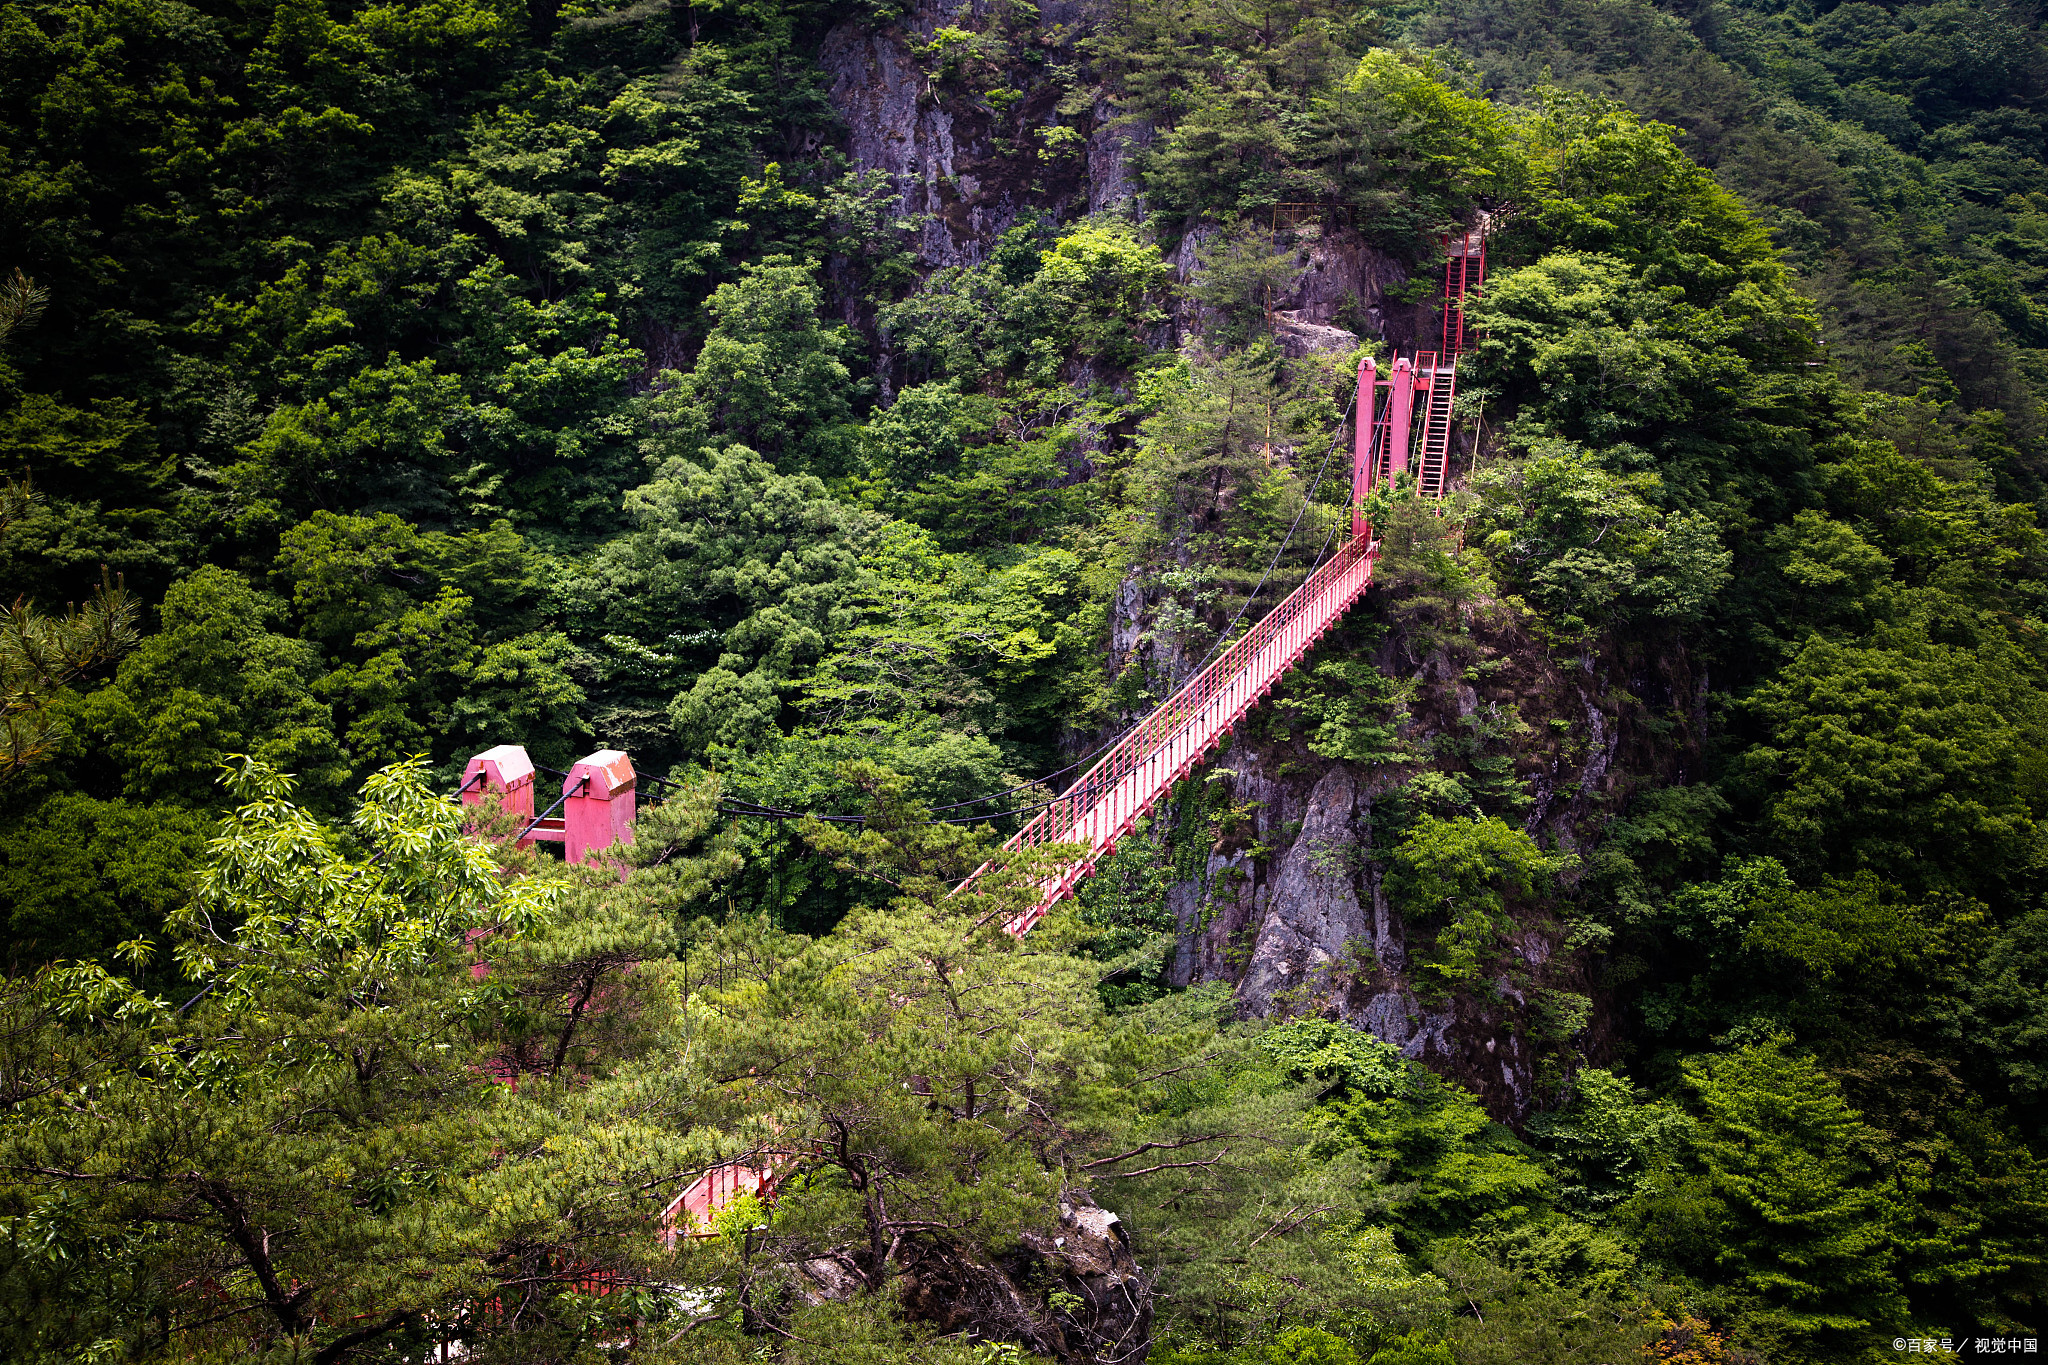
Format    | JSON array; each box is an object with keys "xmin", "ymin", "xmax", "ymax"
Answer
[{"xmin": 1236, "ymin": 767, "xmax": 1370, "ymax": 1012}]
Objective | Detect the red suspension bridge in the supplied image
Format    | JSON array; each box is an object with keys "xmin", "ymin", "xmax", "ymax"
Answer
[
  {"xmin": 975, "ymin": 217, "xmax": 1490, "ymax": 933},
  {"xmin": 454, "ymin": 218, "xmax": 1493, "ymax": 1237}
]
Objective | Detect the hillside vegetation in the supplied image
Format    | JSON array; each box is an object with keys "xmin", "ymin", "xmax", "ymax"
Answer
[{"xmin": 0, "ymin": 0, "xmax": 2042, "ymax": 1362}]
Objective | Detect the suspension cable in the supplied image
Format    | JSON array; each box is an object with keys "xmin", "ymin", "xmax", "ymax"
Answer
[{"xmin": 516, "ymin": 778, "xmax": 585, "ymax": 843}]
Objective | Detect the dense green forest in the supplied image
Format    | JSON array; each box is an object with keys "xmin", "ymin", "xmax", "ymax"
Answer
[{"xmin": 1, "ymin": 0, "xmax": 2044, "ymax": 1360}]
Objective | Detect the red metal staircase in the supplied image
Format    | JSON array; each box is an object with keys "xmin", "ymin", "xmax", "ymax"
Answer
[
  {"xmin": 1413, "ymin": 351, "xmax": 1456, "ymax": 500},
  {"xmin": 1415, "ymin": 224, "xmax": 1487, "ymax": 499}
]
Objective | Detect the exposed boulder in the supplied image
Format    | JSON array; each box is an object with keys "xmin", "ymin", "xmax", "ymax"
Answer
[
  {"xmin": 1018, "ymin": 1195, "xmax": 1153, "ymax": 1364},
  {"xmin": 1270, "ymin": 309, "xmax": 1361, "ymax": 358},
  {"xmin": 1236, "ymin": 766, "xmax": 1371, "ymax": 1013},
  {"xmin": 793, "ymin": 1254, "xmax": 865, "ymax": 1306}
]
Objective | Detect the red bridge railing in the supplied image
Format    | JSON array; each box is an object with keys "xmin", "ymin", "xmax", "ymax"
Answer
[{"xmin": 987, "ymin": 533, "xmax": 1378, "ymax": 933}]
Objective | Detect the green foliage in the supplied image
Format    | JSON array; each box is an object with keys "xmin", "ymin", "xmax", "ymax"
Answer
[
  {"xmin": 1361, "ymin": 491, "xmax": 1496, "ymax": 663},
  {"xmin": 0, "ymin": 477, "xmax": 138, "ymax": 775},
  {"xmin": 71, "ymin": 567, "xmax": 347, "ymax": 807},
  {"xmin": 5, "ymin": 0, "xmax": 2048, "ymax": 1357},
  {"xmin": 1090, "ymin": 0, "xmax": 1378, "ymax": 223},
  {"xmin": 885, "ymin": 215, "xmax": 1171, "ymax": 388},
  {"xmin": 572, "ymin": 439, "xmax": 869, "ymax": 758},
  {"xmin": 1127, "ymin": 343, "xmax": 1343, "ymax": 575},
  {"xmin": 1070, "ymin": 818, "xmax": 1181, "ymax": 1007},
  {"xmin": 859, "ymin": 380, "xmax": 1003, "ymax": 495},
  {"xmin": 1367, "ymin": 1331, "xmax": 1454, "ymax": 1365},
  {"xmin": 176, "ymin": 755, "xmax": 552, "ymax": 987},
  {"xmin": 646, "ymin": 255, "xmax": 864, "ymax": 477},
  {"xmin": 1628, "ymin": 1041, "xmax": 1908, "ymax": 1359},
  {"xmin": 1342, "ymin": 50, "xmax": 1525, "ymax": 216},
  {"xmin": 798, "ymin": 521, "xmax": 1102, "ymax": 742},
  {"xmin": 1419, "ymin": 0, "xmax": 2048, "ymax": 494},
  {"xmin": 1512, "ymin": 95, "xmax": 1794, "ymax": 310},
  {"xmin": 1021, "ymin": 219, "xmax": 1174, "ymax": 374},
  {"xmin": 1949, "ymin": 908, "xmax": 2048, "ymax": 1115},
  {"xmin": 1527, "ymin": 1069, "xmax": 1690, "ymax": 1219},
  {"xmin": 275, "ymin": 511, "xmax": 588, "ymax": 773},
  {"xmin": 730, "ymin": 165, "xmax": 922, "ymax": 306},
  {"xmin": 221, "ymin": 258, "xmax": 647, "ymax": 532},
  {"xmin": 660, "ymin": 763, "xmax": 1173, "ymax": 1352},
  {"xmin": 1263, "ymin": 1017, "xmax": 1412, "ymax": 1097},
  {"xmin": 1735, "ymin": 632, "xmax": 2045, "ymax": 897},
  {"xmin": 0, "ymin": 758, "xmax": 673, "ymax": 1361},
  {"xmin": 1094, "ymin": 15, "xmax": 1530, "ymax": 238},
  {"xmin": 1467, "ymin": 246, "xmax": 1821, "ymax": 523},
  {"xmin": 0, "ymin": 792, "xmax": 210, "ymax": 967},
  {"xmin": 1440, "ymin": 1272, "xmax": 1659, "ymax": 1365},
  {"xmin": 1277, "ymin": 655, "xmax": 1414, "ymax": 766},
  {"xmin": 1474, "ymin": 436, "xmax": 1730, "ymax": 638},
  {"xmin": 1188, "ymin": 221, "xmax": 1308, "ymax": 345},
  {"xmin": 1268, "ymin": 1325, "xmax": 1361, "ymax": 1365},
  {"xmin": 1389, "ymin": 815, "xmax": 1573, "ymax": 991},
  {"xmin": 1318, "ymin": 1066, "xmax": 1556, "ymax": 1246},
  {"xmin": 1342, "ymin": 1227, "xmax": 1457, "ymax": 1339},
  {"xmin": 1117, "ymin": 1022, "xmax": 1420, "ymax": 1357}
]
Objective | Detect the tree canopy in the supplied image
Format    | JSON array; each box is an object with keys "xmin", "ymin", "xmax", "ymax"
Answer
[{"xmin": 3, "ymin": 0, "xmax": 2046, "ymax": 1360}]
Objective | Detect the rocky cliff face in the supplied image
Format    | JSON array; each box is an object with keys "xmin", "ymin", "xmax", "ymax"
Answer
[
  {"xmin": 1150, "ymin": 603, "xmax": 1702, "ymax": 1122},
  {"xmin": 815, "ymin": 3, "xmax": 1425, "ymax": 349},
  {"xmin": 818, "ymin": 1, "xmax": 1128, "ymax": 273},
  {"xmin": 813, "ymin": 6, "xmax": 1681, "ymax": 1125},
  {"xmin": 1266, "ymin": 224, "xmax": 1436, "ymax": 357}
]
